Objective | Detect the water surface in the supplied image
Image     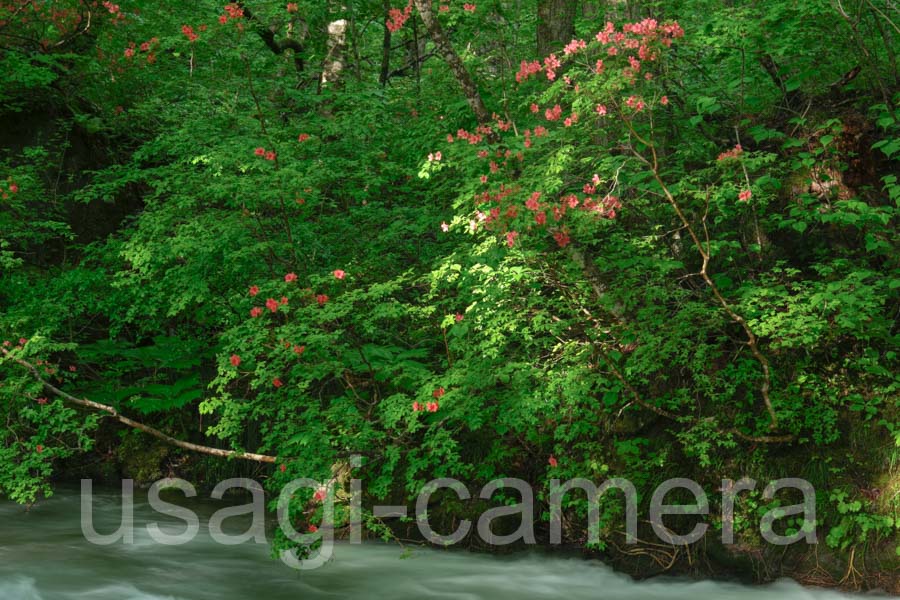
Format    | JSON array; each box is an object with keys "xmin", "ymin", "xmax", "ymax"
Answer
[{"xmin": 0, "ymin": 486, "xmax": 883, "ymax": 599}]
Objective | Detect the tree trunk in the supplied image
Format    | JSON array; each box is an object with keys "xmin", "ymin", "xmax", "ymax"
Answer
[
  {"xmin": 582, "ymin": 1, "xmax": 600, "ymax": 19},
  {"xmin": 379, "ymin": 0, "xmax": 392, "ymax": 85},
  {"xmin": 537, "ymin": 0, "xmax": 577, "ymax": 57},
  {"xmin": 413, "ymin": 0, "xmax": 492, "ymax": 125},
  {"xmin": 321, "ymin": 19, "xmax": 349, "ymax": 87}
]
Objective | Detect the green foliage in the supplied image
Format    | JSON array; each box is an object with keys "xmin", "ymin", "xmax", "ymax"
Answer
[
  {"xmin": 826, "ymin": 490, "xmax": 898, "ymax": 550},
  {"xmin": 0, "ymin": 0, "xmax": 897, "ymax": 567}
]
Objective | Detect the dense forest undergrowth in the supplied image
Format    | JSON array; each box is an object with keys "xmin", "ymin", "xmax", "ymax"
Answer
[{"xmin": 1, "ymin": 0, "xmax": 899, "ymax": 592}]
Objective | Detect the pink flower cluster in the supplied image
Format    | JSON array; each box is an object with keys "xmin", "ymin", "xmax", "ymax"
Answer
[
  {"xmin": 254, "ymin": 147, "xmax": 277, "ymax": 161},
  {"xmin": 544, "ymin": 104, "xmax": 562, "ymax": 121},
  {"xmin": 181, "ymin": 24, "xmax": 199, "ymax": 42},
  {"xmin": 543, "ymin": 54, "xmax": 561, "ymax": 81},
  {"xmin": 717, "ymin": 144, "xmax": 743, "ymax": 161},
  {"xmin": 625, "ymin": 95, "xmax": 646, "ymax": 112},
  {"xmin": 516, "ymin": 60, "xmax": 542, "ymax": 83},
  {"xmin": 386, "ymin": 1, "xmax": 413, "ymax": 32},
  {"xmin": 454, "ymin": 128, "xmax": 484, "ymax": 145},
  {"xmin": 563, "ymin": 38, "xmax": 586, "ymax": 56}
]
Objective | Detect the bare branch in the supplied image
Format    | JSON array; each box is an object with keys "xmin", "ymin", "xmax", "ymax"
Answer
[{"xmin": 1, "ymin": 348, "xmax": 277, "ymax": 464}]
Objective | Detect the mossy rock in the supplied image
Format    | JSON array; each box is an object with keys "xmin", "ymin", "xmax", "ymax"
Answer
[{"xmin": 116, "ymin": 432, "xmax": 170, "ymax": 485}]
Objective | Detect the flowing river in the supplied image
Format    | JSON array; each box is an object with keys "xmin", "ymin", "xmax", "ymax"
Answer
[{"xmin": 0, "ymin": 485, "xmax": 886, "ymax": 599}]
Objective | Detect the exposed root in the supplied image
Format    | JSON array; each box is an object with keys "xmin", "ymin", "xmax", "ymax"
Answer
[{"xmin": 837, "ymin": 546, "xmax": 864, "ymax": 590}]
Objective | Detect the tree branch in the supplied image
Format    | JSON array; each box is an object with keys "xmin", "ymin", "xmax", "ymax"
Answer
[
  {"xmin": 1, "ymin": 348, "xmax": 277, "ymax": 464},
  {"xmin": 238, "ymin": 3, "xmax": 305, "ymax": 74},
  {"xmin": 548, "ymin": 275, "xmax": 793, "ymax": 444},
  {"xmin": 621, "ymin": 117, "xmax": 781, "ymax": 431}
]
